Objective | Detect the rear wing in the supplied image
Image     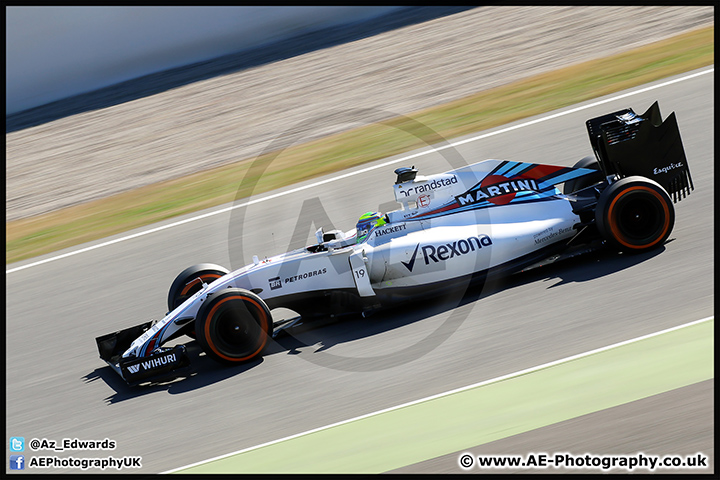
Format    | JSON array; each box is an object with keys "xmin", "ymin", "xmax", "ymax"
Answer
[{"xmin": 586, "ymin": 101, "xmax": 693, "ymax": 202}]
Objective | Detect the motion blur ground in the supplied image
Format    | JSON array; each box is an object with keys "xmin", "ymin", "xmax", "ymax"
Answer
[
  {"xmin": 6, "ymin": 72, "xmax": 714, "ymax": 473},
  {"xmin": 391, "ymin": 379, "xmax": 713, "ymax": 474},
  {"xmin": 170, "ymin": 319, "xmax": 712, "ymax": 473}
]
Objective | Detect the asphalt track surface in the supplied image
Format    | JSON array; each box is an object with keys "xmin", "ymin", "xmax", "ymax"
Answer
[
  {"xmin": 5, "ymin": 70, "xmax": 714, "ymax": 474},
  {"xmin": 392, "ymin": 379, "xmax": 714, "ymax": 474}
]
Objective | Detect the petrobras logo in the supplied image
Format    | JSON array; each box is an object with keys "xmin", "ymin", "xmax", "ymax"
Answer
[
  {"xmin": 402, "ymin": 234, "xmax": 493, "ymax": 272},
  {"xmin": 284, "ymin": 268, "xmax": 327, "ymax": 284},
  {"xmin": 456, "ymin": 175, "xmax": 539, "ymax": 207},
  {"xmin": 268, "ymin": 276, "xmax": 282, "ymax": 290},
  {"xmin": 398, "ymin": 175, "xmax": 458, "ymax": 197}
]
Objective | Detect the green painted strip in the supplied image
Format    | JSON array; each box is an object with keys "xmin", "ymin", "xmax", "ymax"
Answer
[{"xmin": 175, "ymin": 319, "xmax": 713, "ymax": 474}]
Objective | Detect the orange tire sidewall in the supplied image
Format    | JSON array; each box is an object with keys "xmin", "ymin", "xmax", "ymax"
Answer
[
  {"xmin": 203, "ymin": 295, "xmax": 270, "ymax": 362},
  {"xmin": 607, "ymin": 185, "xmax": 671, "ymax": 250},
  {"xmin": 180, "ymin": 273, "xmax": 222, "ymax": 296}
]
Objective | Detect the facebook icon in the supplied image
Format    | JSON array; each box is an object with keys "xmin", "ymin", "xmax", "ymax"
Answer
[{"xmin": 10, "ymin": 455, "xmax": 25, "ymax": 470}]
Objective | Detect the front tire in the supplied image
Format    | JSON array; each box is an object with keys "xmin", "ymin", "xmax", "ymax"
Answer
[
  {"xmin": 168, "ymin": 263, "xmax": 229, "ymax": 338},
  {"xmin": 564, "ymin": 155, "xmax": 604, "ymax": 194},
  {"xmin": 195, "ymin": 288, "xmax": 273, "ymax": 365},
  {"xmin": 595, "ymin": 176, "xmax": 674, "ymax": 253}
]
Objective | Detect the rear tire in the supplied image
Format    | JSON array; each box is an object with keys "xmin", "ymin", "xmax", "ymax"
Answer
[
  {"xmin": 168, "ymin": 263, "xmax": 229, "ymax": 338},
  {"xmin": 595, "ymin": 176, "xmax": 674, "ymax": 253},
  {"xmin": 564, "ymin": 156, "xmax": 604, "ymax": 194},
  {"xmin": 195, "ymin": 288, "xmax": 273, "ymax": 365}
]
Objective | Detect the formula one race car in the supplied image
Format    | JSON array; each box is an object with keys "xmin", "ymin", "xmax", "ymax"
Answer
[{"xmin": 97, "ymin": 101, "xmax": 693, "ymax": 385}]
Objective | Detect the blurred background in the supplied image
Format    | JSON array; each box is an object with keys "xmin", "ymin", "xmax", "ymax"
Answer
[
  {"xmin": 6, "ymin": 6, "xmax": 423, "ymax": 116},
  {"xmin": 6, "ymin": 6, "xmax": 712, "ymax": 222}
]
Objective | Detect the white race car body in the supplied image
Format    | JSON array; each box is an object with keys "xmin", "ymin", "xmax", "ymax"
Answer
[
  {"xmin": 131, "ymin": 159, "xmax": 586, "ymax": 357},
  {"xmin": 231, "ymin": 160, "xmax": 582, "ymax": 300},
  {"xmin": 96, "ymin": 101, "xmax": 693, "ymax": 385}
]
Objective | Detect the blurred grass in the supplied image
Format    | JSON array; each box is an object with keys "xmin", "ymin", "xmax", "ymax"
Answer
[{"xmin": 6, "ymin": 26, "xmax": 713, "ymax": 264}]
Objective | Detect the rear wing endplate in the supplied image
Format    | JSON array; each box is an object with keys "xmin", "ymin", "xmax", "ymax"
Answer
[{"xmin": 586, "ymin": 101, "xmax": 693, "ymax": 202}]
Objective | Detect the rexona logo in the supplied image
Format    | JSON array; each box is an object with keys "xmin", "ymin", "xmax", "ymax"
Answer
[
  {"xmin": 402, "ymin": 235, "xmax": 492, "ymax": 272},
  {"xmin": 456, "ymin": 175, "xmax": 539, "ymax": 206}
]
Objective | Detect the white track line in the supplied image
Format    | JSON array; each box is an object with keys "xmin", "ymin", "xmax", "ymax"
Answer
[
  {"xmin": 162, "ymin": 315, "xmax": 714, "ymax": 474},
  {"xmin": 7, "ymin": 67, "xmax": 714, "ymax": 275}
]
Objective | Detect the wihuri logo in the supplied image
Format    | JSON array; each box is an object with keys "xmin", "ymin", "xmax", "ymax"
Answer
[{"xmin": 127, "ymin": 353, "xmax": 177, "ymax": 373}]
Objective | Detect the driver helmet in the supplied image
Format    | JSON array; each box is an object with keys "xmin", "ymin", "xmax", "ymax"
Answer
[{"xmin": 355, "ymin": 211, "xmax": 386, "ymax": 243}]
